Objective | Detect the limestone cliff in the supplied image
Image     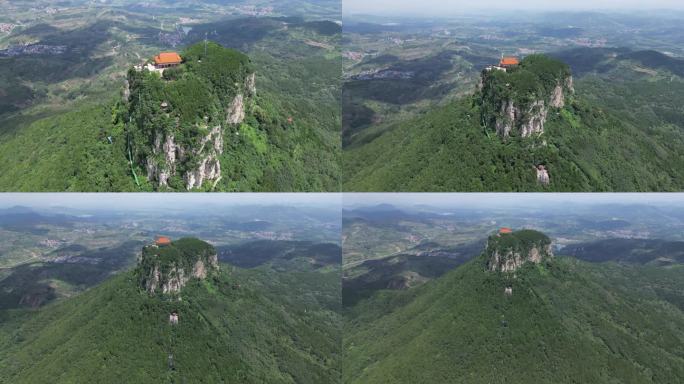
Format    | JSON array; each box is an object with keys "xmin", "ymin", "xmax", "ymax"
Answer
[
  {"xmin": 485, "ymin": 229, "xmax": 553, "ymax": 273},
  {"xmin": 126, "ymin": 41, "xmax": 255, "ymax": 190},
  {"xmin": 138, "ymin": 237, "xmax": 219, "ymax": 295},
  {"xmin": 480, "ymin": 55, "xmax": 573, "ymax": 138}
]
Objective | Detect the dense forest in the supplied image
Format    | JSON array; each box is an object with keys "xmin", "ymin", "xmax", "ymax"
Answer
[
  {"xmin": 343, "ymin": 52, "xmax": 684, "ymax": 192},
  {"xmin": 0, "ymin": 256, "xmax": 341, "ymax": 383},
  {"xmin": 0, "ymin": 17, "xmax": 341, "ymax": 192},
  {"xmin": 343, "ymin": 83, "xmax": 684, "ymax": 191},
  {"xmin": 343, "ymin": 254, "xmax": 684, "ymax": 383}
]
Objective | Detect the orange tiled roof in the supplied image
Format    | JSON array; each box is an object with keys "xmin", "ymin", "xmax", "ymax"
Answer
[
  {"xmin": 499, "ymin": 227, "xmax": 513, "ymax": 234},
  {"xmin": 154, "ymin": 52, "xmax": 182, "ymax": 65},
  {"xmin": 500, "ymin": 57, "xmax": 519, "ymax": 66},
  {"xmin": 156, "ymin": 236, "xmax": 172, "ymax": 246}
]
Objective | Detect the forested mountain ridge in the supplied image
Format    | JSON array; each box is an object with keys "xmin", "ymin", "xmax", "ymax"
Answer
[
  {"xmin": 344, "ymin": 233, "xmax": 684, "ymax": 383},
  {"xmin": 0, "ymin": 14, "xmax": 341, "ymax": 192},
  {"xmin": 0, "ymin": 238, "xmax": 341, "ymax": 383},
  {"xmin": 343, "ymin": 51, "xmax": 684, "ymax": 192}
]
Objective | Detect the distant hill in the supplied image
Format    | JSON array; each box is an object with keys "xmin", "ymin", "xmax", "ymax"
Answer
[
  {"xmin": 562, "ymin": 238, "xmax": 684, "ymax": 265},
  {"xmin": 0, "ymin": 240, "xmax": 142, "ymax": 310},
  {"xmin": 218, "ymin": 240, "xmax": 341, "ymax": 268},
  {"xmin": 551, "ymin": 47, "xmax": 684, "ymax": 77},
  {"xmin": 342, "ymin": 243, "xmax": 479, "ymax": 307}
]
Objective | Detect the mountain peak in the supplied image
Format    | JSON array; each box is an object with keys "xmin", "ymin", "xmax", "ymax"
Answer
[
  {"xmin": 485, "ymin": 229, "xmax": 553, "ymax": 272},
  {"xmin": 125, "ymin": 42, "xmax": 255, "ymax": 190},
  {"xmin": 479, "ymin": 54, "xmax": 573, "ymax": 138},
  {"xmin": 137, "ymin": 237, "xmax": 219, "ymax": 294}
]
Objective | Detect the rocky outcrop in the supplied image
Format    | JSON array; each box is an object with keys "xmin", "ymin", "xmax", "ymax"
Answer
[
  {"xmin": 536, "ymin": 165, "xmax": 550, "ymax": 185},
  {"xmin": 143, "ymin": 106, "xmax": 236, "ymax": 190},
  {"xmin": 139, "ymin": 238, "xmax": 219, "ymax": 295},
  {"xmin": 226, "ymin": 94, "xmax": 245, "ymax": 125},
  {"xmin": 123, "ymin": 79, "xmax": 130, "ymax": 102},
  {"xmin": 245, "ymin": 72, "xmax": 256, "ymax": 97},
  {"xmin": 480, "ymin": 55, "xmax": 574, "ymax": 138},
  {"xmin": 145, "ymin": 132, "xmax": 176, "ymax": 187},
  {"xmin": 127, "ymin": 42, "xmax": 256, "ymax": 190},
  {"xmin": 491, "ymin": 91, "xmax": 566, "ymax": 138},
  {"xmin": 184, "ymin": 124, "xmax": 223, "ymax": 190},
  {"xmin": 225, "ymin": 73, "xmax": 257, "ymax": 125},
  {"xmin": 485, "ymin": 229, "xmax": 553, "ymax": 273}
]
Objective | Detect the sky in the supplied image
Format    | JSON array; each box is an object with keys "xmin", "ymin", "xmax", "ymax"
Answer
[
  {"xmin": 0, "ymin": 193, "xmax": 342, "ymax": 211},
  {"xmin": 3, "ymin": 193, "xmax": 683, "ymax": 213},
  {"xmin": 343, "ymin": 193, "xmax": 684, "ymax": 209},
  {"xmin": 343, "ymin": 0, "xmax": 684, "ymax": 15}
]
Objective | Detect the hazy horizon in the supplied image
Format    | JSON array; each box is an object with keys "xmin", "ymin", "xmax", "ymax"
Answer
[
  {"xmin": 343, "ymin": 193, "xmax": 684, "ymax": 209},
  {"xmin": 343, "ymin": 0, "xmax": 684, "ymax": 16},
  {"xmin": 0, "ymin": 193, "xmax": 342, "ymax": 211}
]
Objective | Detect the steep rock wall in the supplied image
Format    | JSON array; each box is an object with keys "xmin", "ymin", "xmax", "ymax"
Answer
[
  {"xmin": 139, "ymin": 238, "xmax": 219, "ymax": 295},
  {"xmin": 485, "ymin": 230, "xmax": 553, "ymax": 273}
]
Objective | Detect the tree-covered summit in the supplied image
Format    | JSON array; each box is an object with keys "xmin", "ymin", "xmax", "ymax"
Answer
[
  {"xmin": 125, "ymin": 41, "xmax": 258, "ymax": 190},
  {"xmin": 127, "ymin": 41, "xmax": 254, "ymax": 128},
  {"xmin": 487, "ymin": 229, "xmax": 551, "ymax": 252},
  {"xmin": 481, "ymin": 55, "xmax": 572, "ymax": 106},
  {"xmin": 479, "ymin": 54, "xmax": 574, "ymax": 138}
]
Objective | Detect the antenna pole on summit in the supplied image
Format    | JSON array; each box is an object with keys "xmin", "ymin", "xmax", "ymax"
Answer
[{"xmin": 204, "ymin": 32, "xmax": 208, "ymax": 57}]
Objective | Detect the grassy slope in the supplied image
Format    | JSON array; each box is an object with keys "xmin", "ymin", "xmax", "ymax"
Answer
[
  {"xmin": 344, "ymin": 257, "xmax": 684, "ymax": 383},
  {"xmin": 0, "ymin": 263, "xmax": 341, "ymax": 383}
]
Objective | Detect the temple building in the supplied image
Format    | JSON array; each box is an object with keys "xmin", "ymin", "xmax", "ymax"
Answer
[
  {"xmin": 156, "ymin": 236, "xmax": 172, "ymax": 246},
  {"xmin": 154, "ymin": 52, "xmax": 182, "ymax": 69}
]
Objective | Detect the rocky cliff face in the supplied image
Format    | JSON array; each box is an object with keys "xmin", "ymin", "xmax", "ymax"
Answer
[
  {"xmin": 490, "ymin": 77, "xmax": 573, "ymax": 138},
  {"xmin": 480, "ymin": 55, "xmax": 574, "ymax": 139},
  {"xmin": 485, "ymin": 230, "xmax": 553, "ymax": 273},
  {"xmin": 226, "ymin": 94, "xmax": 245, "ymax": 125},
  {"xmin": 142, "ymin": 74, "xmax": 254, "ymax": 190},
  {"xmin": 138, "ymin": 238, "xmax": 219, "ymax": 295}
]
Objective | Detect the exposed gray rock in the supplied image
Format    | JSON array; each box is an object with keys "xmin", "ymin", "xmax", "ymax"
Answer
[
  {"xmin": 487, "ymin": 244, "xmax": 552, "ymax": 272},
  {"xmin": 520, "ymin": 100, "xmax": 548, "ymax": 137},
  {"xmin": 123, "ymin": 80, "xmax": 130, "ymax": 102},
  {"xmin": 536, "ymin": 165, "xmax": 550, "ymax": 185},
  {"xmin": 485, "ymin": 230, "xmax": 553, "ymax": 273},
  {"xmin": 226, "ymin": 94, "xmax": 245, "ymax": 125},
  {"xmin": 550, "ymin": 84, "xmax": 565, "ymax": 108},
  {"xmin": 141, "ymin": 241, "xmax": 219, "ymax": 295},
  {"xmin": 245, "ymin": 72, "xmax": 256, "ymax": 97}
]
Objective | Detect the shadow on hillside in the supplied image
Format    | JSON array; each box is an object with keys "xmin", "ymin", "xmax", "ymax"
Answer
[{"xmin": 0, "ymin": 241, "xmax": 141, "ymax": 310}]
